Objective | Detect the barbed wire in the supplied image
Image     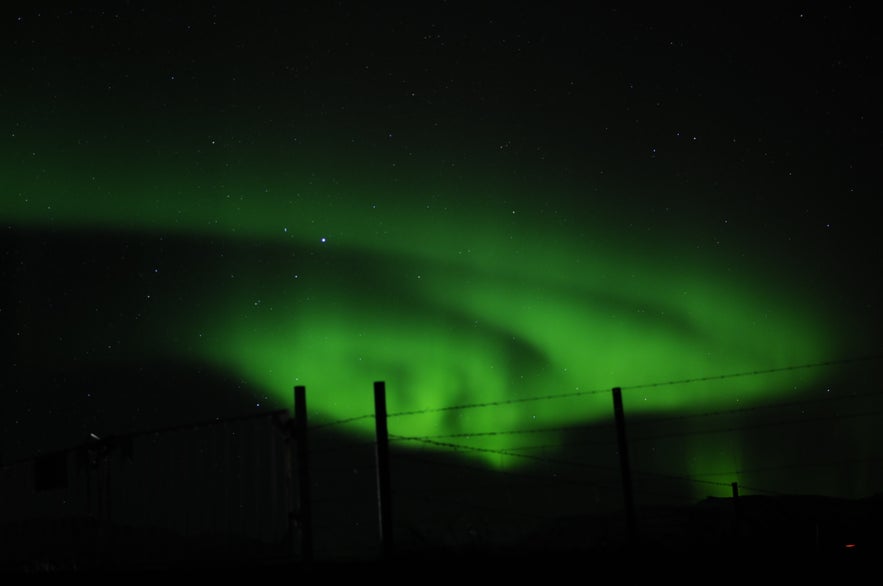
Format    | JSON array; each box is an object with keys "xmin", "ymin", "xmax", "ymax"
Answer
[
  {"xmin": 308, "ymin": 353, "xmax": 883, "ymax": 431},
  {"xmin": 392, "ymin": 450, "xmax": 618, "ymax": 491},
  {"xmin": 628, "ymin": 387, "xmax": 883, "ymax": 427},
  {"xmin": 391, "ymin": 426, "xmax": 883, "ymax": 504},
  {"xmin": 386, "ymin": 387, "xmax": 611, "ymax": 419},
  {"xmin": 373, "ymin": 387, "xmax": 883, "ymax": 448},
  {"xmin": 391, "ymin": 434, "xmax": 622, "ymax": 474},
  {"xmin": 620, "ymin": 353, "xmax": 883, "ymax": 391},
  {"xmin": 627, "ymin": 408, "xmax": 883, "ymax": 443},
  {"xmin": 696, "ymin": 455, "xmax": 883, "ymax": 482}
]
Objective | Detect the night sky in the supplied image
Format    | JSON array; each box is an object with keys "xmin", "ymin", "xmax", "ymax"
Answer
[{"xmin": 2, "ymin": 2, "xmax": 882, "ymax": 543}]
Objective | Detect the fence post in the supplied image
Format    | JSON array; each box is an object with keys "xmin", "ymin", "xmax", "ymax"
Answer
[
  {"xmin": 612, "ymin": 387, "xmax": 637, "ymax": 547},
  {"xmin": 374, "ymin": 381, "xmax": 394, "ymax": 560},
  {"xmin": 731, "ymin": 481, "xmax": 741, "ymax": 542},
  {"xmin": 294, "ymin": 385, "xmax": 313, "ymax": 563}
]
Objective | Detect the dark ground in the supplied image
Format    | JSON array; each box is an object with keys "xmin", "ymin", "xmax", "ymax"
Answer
[{"xmin": 3, "ymin": 493, "xmax": 880, "ymax": 577}]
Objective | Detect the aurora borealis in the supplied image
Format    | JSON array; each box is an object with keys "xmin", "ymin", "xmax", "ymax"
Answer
[{"xmin": 3, "ymin": 3, "xmax": 882, "ymax": 510}]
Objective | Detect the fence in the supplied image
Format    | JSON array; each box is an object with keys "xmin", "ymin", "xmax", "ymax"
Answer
[
  {"xmin": 298, "ymin": 363, "xmax": 883, "ymax": 562},
  {"xmin": 0, "ymin": 410, "xmax": 296, "ymax": 571},
  {"xmin": 2, "ymin": 355, "xmax": 882, "ymax": 570}
]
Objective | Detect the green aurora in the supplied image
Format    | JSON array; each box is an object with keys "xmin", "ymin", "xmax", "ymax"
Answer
[{"xmin": 2, "ymin": 129, "xmax": 845, "ymax": 493}]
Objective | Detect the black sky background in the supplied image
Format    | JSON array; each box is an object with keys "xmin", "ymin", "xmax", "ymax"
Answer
[
  {"xmin": 4, "ymin": 2, "xmax": 879, "ymax": 293},
  {"xmin": 2, "ymin": 2, "xmax": 882, "ymax": 566}
]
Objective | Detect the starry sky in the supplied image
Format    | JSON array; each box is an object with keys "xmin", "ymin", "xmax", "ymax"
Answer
[{"xmin": 2, "ymin": 2, "xmax": 882, "ymax": 519}]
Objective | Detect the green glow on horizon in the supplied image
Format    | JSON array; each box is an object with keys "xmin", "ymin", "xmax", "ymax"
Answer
[{"xmin": 2, "ymin": 141, "xmax": 840, "ymax": 491}]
